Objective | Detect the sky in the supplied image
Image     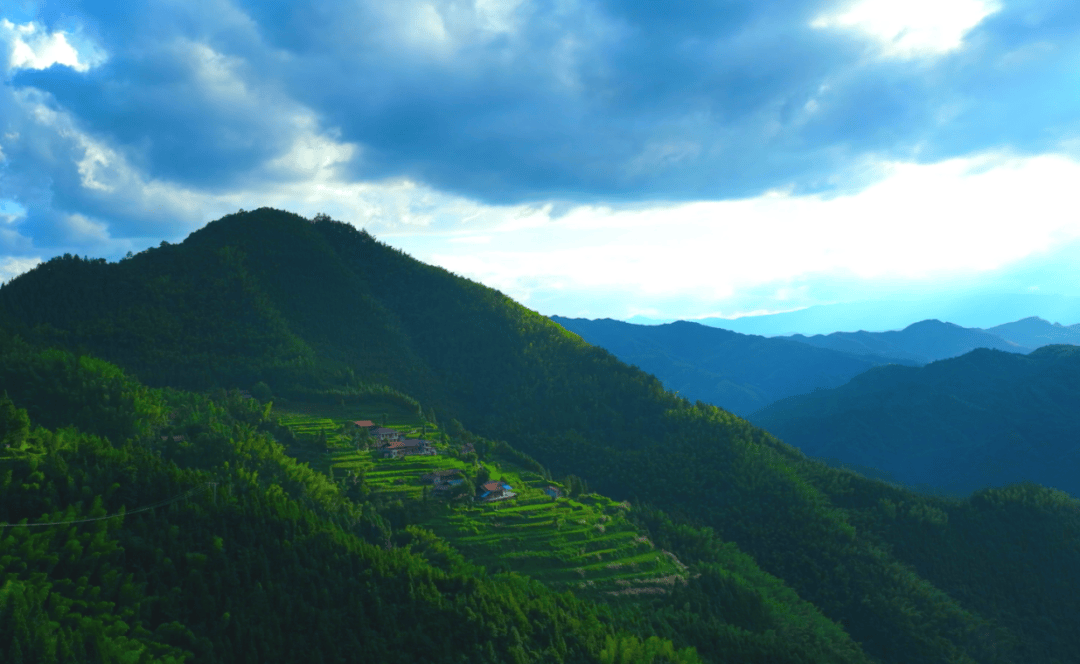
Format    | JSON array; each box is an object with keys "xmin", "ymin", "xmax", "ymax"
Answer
[{"xmin": 2, "ymin": 0, "xmax": 1079, "ymax": 330}]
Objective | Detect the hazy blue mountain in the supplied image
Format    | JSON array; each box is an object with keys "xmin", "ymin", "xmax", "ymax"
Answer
[
  {"xmin": 750, "ymin": 345, "xmax": 1080, "ymax": 498},
  {"xmin": 786, "ymin": 319, "xmax": 1032, "ymax": 364},
  {"xmin": 694, "ymin": 293, "xmax": 1080, "ymax": 337},
  {"xmin": 549, "ymin": 316, "xmax": 914, "ymax": 416},
  {"xmin": 983, "ymin": 316, "xmax": 1080, "ymax": 348}
]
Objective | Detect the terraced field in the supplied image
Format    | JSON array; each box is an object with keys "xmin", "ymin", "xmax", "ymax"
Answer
[
  {"xmin": 277, "ymin": 405, "xmax": 688, "ymax": 600},
  {"xmin": 277, "ymin": 400, "xmax": 442, "ymax": 470},
  {"xmin": 432, "ymin": 490, "xmax": 688, "ymax": 599},
  {"xmin": 335, "ymin": 453, "xmax": 468, "ymax": 500}
]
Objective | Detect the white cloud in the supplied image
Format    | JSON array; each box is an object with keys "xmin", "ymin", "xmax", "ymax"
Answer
[
  {"xmin": 387, "ymin": 151, "xmax": 1080, "ymax": 318},
  {"xmin": 61, "ymin": 213, "xmax": 111, "ymax": 243},
  {"xmin": 812, "ymin": 0, "xmax": 1001, "ymax": 59},
  {"xmin": 474, "ymin": 0, "xmax": 524, "ymax": 34},
  {"xmin": 183, "ymin": 38, "xmax": 252, "ymax": 103},
  {"xmin": 264, "ymin": 114, "xmax": 357, "ymax": 180},
  {"xmin": 0, "ymin": 255, "xmax": 41, "ymax": 283},
  {"xmin": 1, "ymin": 19, "xmax": 104, "ymax": 73}
]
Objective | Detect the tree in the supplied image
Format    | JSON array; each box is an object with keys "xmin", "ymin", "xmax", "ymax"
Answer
[
  {"xmin": 356, "ymin": 427, "xmax": 372, "ymax": 451},
  {"xmin": 251, "ymin": 381, "xmax": 273, "ymax": 402},
  {"xmin": 0, "ymin": 392, "xmax": 30, "ymax": 448},
  {"xmin": 476, "ymin": 466, "xmax": 491, "ymax": 488},
  {"xmin": 565, "ymin": 474, "xmax": 588, "ymax": 497},
  {"xmin": 447, "ymin": 419, "xmax": 465, "ymax": 438},
  {"xmin": 449, "ymin": 481, "xmax": 473, "ymax": 501}
]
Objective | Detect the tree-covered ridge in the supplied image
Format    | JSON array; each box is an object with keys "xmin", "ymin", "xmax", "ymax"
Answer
[
  {"xmin": 548, "ymin": 316, "xmax": 912, "ymax": 416},
  {"xmin": 245, "ymin": 399, "xmax": 883, "ymax": 663},
  {"xmin": 0, "ymin": 338, "xmax": 710, "ymax": 664},
  {"xmin": 798, "ymin": 460, "xmax": 1080, "ymax": 664},
  {"xmin": 0, "ymin": 334, "xmax": 884, "ymax": 664},
  {"xmin": 1, "ymin": 207, "xmax": 1078, "ymax": 662},
  {"xmin": 750, "ymin": 345, "xmax": 1080, "ymax": 498}
]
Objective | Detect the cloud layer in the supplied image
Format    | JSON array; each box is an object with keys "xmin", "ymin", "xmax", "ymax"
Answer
[
  {"xmin": 1, "ymin": 0, "xmax": 1079, "ymax": 314},
  {"xmin": 389, "ymin": 152, "xmax": 1080, "ymax": 318}
]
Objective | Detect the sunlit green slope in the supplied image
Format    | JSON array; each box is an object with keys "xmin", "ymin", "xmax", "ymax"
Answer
[{"xmin": 2, "ymin": 207, "xmax": 1078, "ymax": 663}]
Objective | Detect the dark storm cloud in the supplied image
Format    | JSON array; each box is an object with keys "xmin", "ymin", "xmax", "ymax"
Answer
[
  {"xmin": 269, "ymin": 0, "xmax": 867, "ymax": 201},
  {"xmin": 6, "ymin": 0, "xmax": 1080, "ymax": 215},
  {"xmin": 9, "ymin": 28, "xmax": 297, "ymax": 190}
]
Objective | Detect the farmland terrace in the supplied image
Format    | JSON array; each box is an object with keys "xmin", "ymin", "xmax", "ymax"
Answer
[{"xmin": 277, "ymin": 404, "xmax": 688, "ymax": 600}]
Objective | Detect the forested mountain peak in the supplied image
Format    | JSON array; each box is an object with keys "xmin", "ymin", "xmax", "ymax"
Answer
[{"xmin": 2, "ymin": 208, "xmax": 1080, "ymax": 663}]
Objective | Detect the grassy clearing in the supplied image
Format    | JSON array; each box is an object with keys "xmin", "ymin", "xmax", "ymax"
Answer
[{"xmin": 275, "ymin": 403, "xmax": 687, "ymax": 601}]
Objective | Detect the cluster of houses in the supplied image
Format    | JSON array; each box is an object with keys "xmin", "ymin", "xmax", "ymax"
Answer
[
  {"xmin": 419, "ymin": 472, "xmax": 518, "ymax": 502},
  {"xmin": 350, "ymin": 417, "xmax": 564, "ymax": 503},
  {"xmin": 352, "ymin": 420, "xmax": 437, "ymax": 459}
]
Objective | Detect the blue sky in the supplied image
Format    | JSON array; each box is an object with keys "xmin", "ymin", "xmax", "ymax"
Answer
[{"xmin": 2, "ymin": 0, "xmax": 1079, "ymax": 328}]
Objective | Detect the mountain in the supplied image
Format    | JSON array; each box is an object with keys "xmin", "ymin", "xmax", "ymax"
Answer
[
  {"xmin": 0, "ymin": 336, "xmax": 681, "ymax": 664},
  {"xmin": 694, "ymin": 294, "xmax": 1080, "ymax": 337},
  {"xmin": 3, "ymin": 208, "xmax": 1080, "ymax": 663},
  {"xmin": 549, "ymin": 316, "xmax": 915, "ymax": 416},
  {"xmin": 750, "ymin": 345, "xmax": 1080, "ymax": 499},
  {"xmin": 983, "ymin": 316, "xmax": 1080, "ymax": 348},
  {"xmin": 786, "ymin": 319, "xmax": 1032, "ymax": 364}
]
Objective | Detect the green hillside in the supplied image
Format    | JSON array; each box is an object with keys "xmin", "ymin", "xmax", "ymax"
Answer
[
  {"xmin": 2, "ymin": 207, "xmax": 1079, "ymax": 663},
  {"xmin": 750, "ymin": 345, "xmax": 1080, "ymax": 498},
  {"xmin": 275, "ymin": 402, "xmax": 688, "ymax": 597},
  {"xmin": 0, "ymin": 334, "xmax": 663, "ymax": 663}
]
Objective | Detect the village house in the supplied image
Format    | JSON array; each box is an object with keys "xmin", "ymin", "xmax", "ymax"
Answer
[
  {"xmin": 542, "ymin": 486, "xmax": 562, "ymax": 499},
  {"xmin": 381, "ymin": 438, "xmax": 437, "ymax": 459},
  {"xmin": 352, "ymin": 420, "xmax": 376, "ymax": 433},
  {"xmin": 372, "ymin": 427, "xmax": 402, "ymax": 444},
  {"xmin": 477, "ymin": 480, "xmax": 516, "ymax": 502}
]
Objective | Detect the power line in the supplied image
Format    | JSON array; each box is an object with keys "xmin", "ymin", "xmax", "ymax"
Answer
[{"xmin": 0, "ymin": 482, "xmax": 217, "ymax": 529}]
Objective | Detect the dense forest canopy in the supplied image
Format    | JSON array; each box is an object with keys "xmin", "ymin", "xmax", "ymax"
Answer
[
  {"xmin": 2, "ymin": 208, "xmax": 1078, "ymax": 663},
  {"xmin": 750, "ymin": 345, "xmax": 1080, "ymax": 498}
]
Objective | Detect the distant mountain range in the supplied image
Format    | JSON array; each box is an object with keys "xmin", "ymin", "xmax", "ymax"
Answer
[
  {"xmin": 550, "ymin": 316, "xmax": 914, "ymax": 416},
  {"xmin": 984, "ymin": 316, "xmax": 1080, "ymax": 348},
  {"xmin": 749, "ymin": 345, "xmax": 1080, "ymax": 498},
  {"xmin": 626, "ymin": 294, "xmax": 1080, "ymax": 336},
  {"xmin": 786, "ymin": 319, "xmax": 1031, "ymax": 365},
  {"xmin": 551, "ymin": 315, "xmax": 1078, "ymax": 416}
]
